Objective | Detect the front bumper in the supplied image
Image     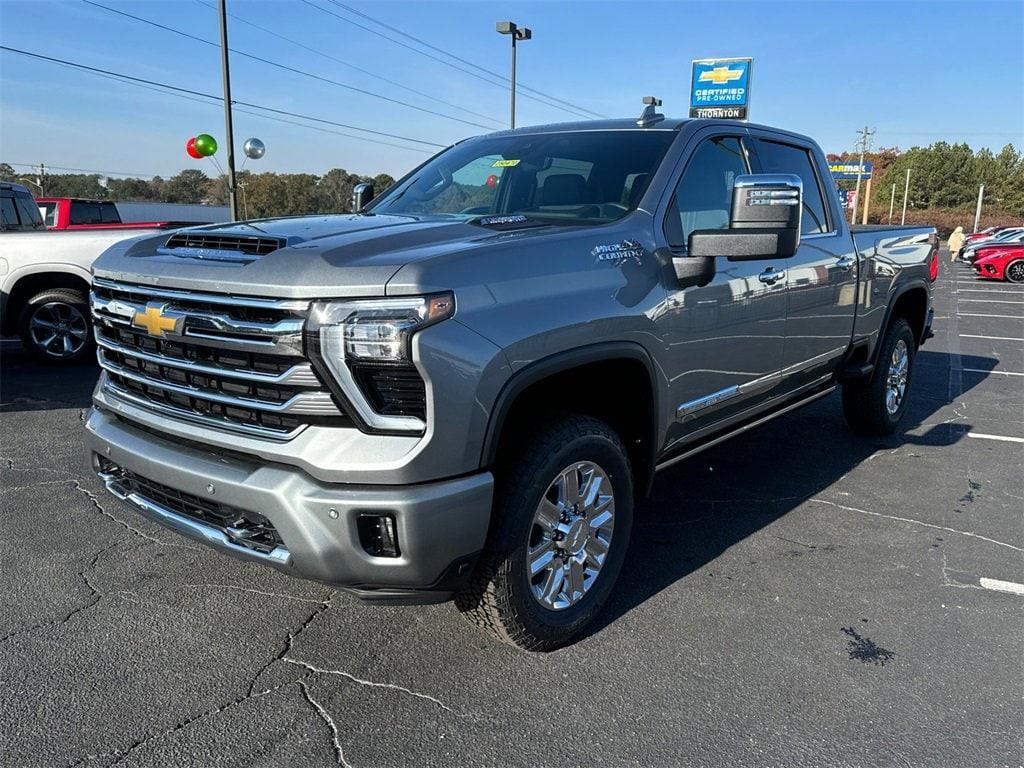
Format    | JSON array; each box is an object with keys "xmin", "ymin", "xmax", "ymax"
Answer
[{"xmin": 85, "ymin": 407, "xmax": 494, "ymax": 603}]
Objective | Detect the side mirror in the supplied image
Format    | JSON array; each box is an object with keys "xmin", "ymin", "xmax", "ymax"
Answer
[
  {"xmin": 352, "ymin": 182, "xmax": 374, "ymax": 212},
  {"xmin": 689, "ymin": 174, "xmax": 802, "ymax": 261}
]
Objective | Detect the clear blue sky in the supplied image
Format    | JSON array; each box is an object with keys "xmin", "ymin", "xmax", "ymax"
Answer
[{"xmin": 1, "ymin": 0, "xmax": 1021, "ymax": 181}]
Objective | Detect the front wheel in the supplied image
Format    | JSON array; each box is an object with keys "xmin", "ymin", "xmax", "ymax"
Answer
[
  {"xmin": 842, "ymin": 317, "xmax": 915, "ymax": 436},
  {"xmin": 456, "ymin": 415, "xmax": 633, "ymax": 651},
  {"xmin": 1005, "ymin": 260, "xmax": 1024, "ymax": 283},
  {"xmin": 18, "ymin": 288, "xmax": 95, "ymax": 365}
]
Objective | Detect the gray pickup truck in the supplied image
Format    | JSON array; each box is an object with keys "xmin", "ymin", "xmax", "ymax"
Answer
[{"xmin": 85, "ymin": 111, "xmax": 937, "ymax": 650}]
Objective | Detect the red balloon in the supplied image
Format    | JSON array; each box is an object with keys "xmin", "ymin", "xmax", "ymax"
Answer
[
  {"xmin": 486, "ymin": 174, "xmax": 498, "ymax": 189},
  {"xmin": 186, "ymin": 137, "xmax": 203, "ymax": 159}
]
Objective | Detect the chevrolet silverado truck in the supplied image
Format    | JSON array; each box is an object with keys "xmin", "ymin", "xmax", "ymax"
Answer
[
  {"xmin": 37, "ymin": 197, "xmax": 229, "ymax": 231},
  {"xmin": 84, "ymin": 111, "xmax": 937, "ymax": 650}
]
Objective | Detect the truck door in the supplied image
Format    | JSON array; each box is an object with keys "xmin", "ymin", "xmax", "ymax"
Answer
[
  {"xmin": 659, "ymin": 134, "xmax": 787, "ymax": 443},
  {"xmin": 749, "ymin": 136, "xmax": 857, "ymax": 388}
]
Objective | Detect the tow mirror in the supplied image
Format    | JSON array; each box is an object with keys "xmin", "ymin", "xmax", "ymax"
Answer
[
  {"xmin": 352, "ymin": 182, "xmax": 374, "ymax": 212},
  {"xmin": 689, "ymin": 174, "xmax": 802, "ymax": 261}
]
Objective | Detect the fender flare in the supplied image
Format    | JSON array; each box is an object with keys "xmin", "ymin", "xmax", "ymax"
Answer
[
  {"xmin": 479, "ymin": 341, "xmax": 662, "ymax": 490},
  {"xmin": 2, "ymin": 263, "xmax": 93, "ymax": 335},
  {"xmin": 870, "ymin": 278, "xmax": 931, "ymax": 366}
]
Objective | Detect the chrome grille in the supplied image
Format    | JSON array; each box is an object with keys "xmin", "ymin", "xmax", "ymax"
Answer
[{"xmin": 91, "ymin": 278, "xmax": 349, "ymax": 439}]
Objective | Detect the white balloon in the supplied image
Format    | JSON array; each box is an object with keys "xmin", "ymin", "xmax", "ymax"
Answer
[{"xmin": 243, "ymin": 138, "xmax": 266, "ymax": 160}]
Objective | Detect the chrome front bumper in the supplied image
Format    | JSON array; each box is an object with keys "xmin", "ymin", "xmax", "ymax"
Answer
[{"xmin": 85, "ymin": 407, "xmax": 494, "ymax": 602}]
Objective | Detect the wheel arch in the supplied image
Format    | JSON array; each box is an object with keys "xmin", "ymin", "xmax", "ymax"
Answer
[
  {"xmin": 3, "ymin": 266, "xmax": 91, "ymax": 336},
  {"xmin": 480, "ymin": 342, "xmax": 662, "ymax": 498},
  {"xmin": 872, "ymin": 280, "xmax": 930, "ymax": 365}
]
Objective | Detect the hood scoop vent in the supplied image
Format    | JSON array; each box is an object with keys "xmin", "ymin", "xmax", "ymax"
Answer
[{"xmin": 158, "ymin": 232, "xmax": 286, "ymax": 263}]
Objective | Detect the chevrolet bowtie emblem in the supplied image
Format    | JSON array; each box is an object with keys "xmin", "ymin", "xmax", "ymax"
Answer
[
  {"xmin": 132, "ymin": 302, "xmax": 183, "ymax": 338},
  {"xmin": 699, "ymin": 66, "xmax": 744, "ymax": 85}
]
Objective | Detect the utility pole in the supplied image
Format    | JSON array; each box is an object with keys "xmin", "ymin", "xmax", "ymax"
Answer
[
  {"xmin": 850, "ymin": 125, "xmax": 874, "ymax": 225},
  {"xmin": 973, "ymin": 184, "xmax": 985, "ymax": 233},
  {"xmin": 37, "ymin": 163, "xmax": 45, "ymax": 196},
  {"xmin": 496, "ymin": 21, "xmax": 531, "ymax": 129},
  {"xmin": 900, "ymin": 168, "xmax": 911, "ymax": 225},
  {"xmin": 888, "ymin": 183, "xmax": 896, "ymax": 224},
  {"xmin": 218, "ymin": 0, "xmax": 239, "ymax": 221}
]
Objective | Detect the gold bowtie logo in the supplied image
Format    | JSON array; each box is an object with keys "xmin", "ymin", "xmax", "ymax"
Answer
[
  {"xmin": 132, "ymin": 303, "xmax": 182, "ymax": 338},
  {"xmin": 699, "ymin": 66, "xmax": 744, "ymax": 85}
]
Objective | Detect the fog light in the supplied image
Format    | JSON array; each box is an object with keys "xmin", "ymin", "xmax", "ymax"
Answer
[{"xmin": 357, "ymin": 514, "xmax": 400, "ymax": 557}]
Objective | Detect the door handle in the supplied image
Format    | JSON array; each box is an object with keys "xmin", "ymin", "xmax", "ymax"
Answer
[
  {"xmin": 835, "ymin": 255, "xmax": 856, "ymax": 270},
  {"xmin": 758, "ymin": 268, "xmax": 786, "ymax": 285}
]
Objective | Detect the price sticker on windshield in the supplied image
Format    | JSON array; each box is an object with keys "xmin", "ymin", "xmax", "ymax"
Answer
[{"xmin": 492, "ymin": 159, "xmax": 520, "ymax": 167}]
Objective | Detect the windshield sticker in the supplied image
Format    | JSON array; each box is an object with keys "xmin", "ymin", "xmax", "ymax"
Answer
[
  {"xmin": 492, "ymin": 159, "xmax": 520, "ymax": 168},
  {"xmin": 593, "ymin": 240, "xmax": 645, "ymax": 266}
]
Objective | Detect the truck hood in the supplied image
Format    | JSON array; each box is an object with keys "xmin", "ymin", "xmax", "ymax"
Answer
[{"xmin": 92, "ymin": 212, "xmax": 550, "ymax": 298}]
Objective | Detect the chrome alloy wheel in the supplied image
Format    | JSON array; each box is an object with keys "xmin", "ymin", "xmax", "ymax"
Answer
[
  {"xmin": 527, "ymin": 461, "xmax": 615, "ymax": 610},
  {"xmin": 1006, "ymin": 260, "xmax": 1024, "ymax": 283},
  {"xmin": 29, "ymin": 301, "xmax": 89, "ymax": 359},
  {"xmin": 885, "ymin": 339, "xmax": 909, "ymax": 415}
]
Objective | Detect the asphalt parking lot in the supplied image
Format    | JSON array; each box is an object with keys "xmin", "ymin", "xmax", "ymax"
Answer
[{"xmin": 1, "ymin": 253, "xmax": 1021, "ymax": 768}]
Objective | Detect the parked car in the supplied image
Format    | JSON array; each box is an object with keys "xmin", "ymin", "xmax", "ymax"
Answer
[
  {"xmin": 973, "ymin": 243, "xmax": 1024, "ymax": 282},
  {"xmin": 37, "ymin": 197, "xmax": 228, "ymax": 231},
  {"xmin": 961, "ymin": 228, "xmax": 1024, "ymax": 262},
  {"xmin": 1, "ymin": 184, "xmax": 167, "ymax": 363},
  {"xmin": 964, "ymin": 226, "xmax": 1006, "ymax": 245},
  {"xmin": 85, "ymin": 114, "xmax": 936, "ymax": 650}
]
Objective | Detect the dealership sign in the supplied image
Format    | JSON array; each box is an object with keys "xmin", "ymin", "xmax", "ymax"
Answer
[
  {"xmin": 690, "ymin": 58, "xmax": 752, "ymax": 120},
  {"xmin": 829, "ymin": 161, "xmax": 874, "ymax": 180}
]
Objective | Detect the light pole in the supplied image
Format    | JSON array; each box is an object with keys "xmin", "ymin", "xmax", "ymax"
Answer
[
  {"xmin": 218, "ymin": 0, "xmax": 239, "ymax": 221},
  {"xmin": 496, "ymin": 21, "xmax": 531, "ymax": 129}
]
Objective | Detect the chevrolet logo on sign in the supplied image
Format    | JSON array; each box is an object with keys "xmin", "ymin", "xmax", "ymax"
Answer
[
  {"xmin": 132, "ymin": 302, "xmax": 184, "ymax": 338},
  {"xmin": 698, "ymin": 66, "xmax": 744, "ymax": 85}
]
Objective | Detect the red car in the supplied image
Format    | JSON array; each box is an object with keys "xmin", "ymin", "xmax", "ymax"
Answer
[{"xmin": 973, "ymin": 244, "xmax": 1024, "ymax": 283}]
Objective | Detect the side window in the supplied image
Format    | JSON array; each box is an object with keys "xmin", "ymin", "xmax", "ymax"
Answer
[
  {"xmin": 753, "ymin": 139, "xmax": 830, "ymax": 235},
  {"xmin": 14, "ymin": 192, "xmax": 43, "ymax": 229},
  {"xmin": 664, "ymin": 137, "xmax": 748, "ymax": 248},
  {"xmin": 70, "ymin": 202, "xmax": 102, "ymax": 225},
  {"xmin": 1, "ymin": 196, "xmax": 20, "ymax": 230}
]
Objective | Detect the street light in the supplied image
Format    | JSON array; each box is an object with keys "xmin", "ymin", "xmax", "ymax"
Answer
[{"xmin": 496, "ymin": 20, "xmax": 531, "ymax": 129}]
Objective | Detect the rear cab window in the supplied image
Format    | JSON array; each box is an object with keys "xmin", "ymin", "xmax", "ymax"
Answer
[{"xmin": 752, "ymin": 139, "xmax": 831, "ymax": 235}]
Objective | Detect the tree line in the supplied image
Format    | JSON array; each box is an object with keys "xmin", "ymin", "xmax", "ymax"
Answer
[
  {"xmin": 828, "ymin": 142, "xmax": 1022, "ymax": 234},
  {"xmin": 0, "ymin": 164, "xmax": 395, "ymax": 218},
  {"xmin": 4, "ymin": 140, "xmax": 1021, "ymax": 232}
]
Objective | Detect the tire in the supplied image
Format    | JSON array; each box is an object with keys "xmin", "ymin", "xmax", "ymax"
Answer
[
  {"xmin": 842, "ymin": 317, "xmax": 915, "ymax": 436},
  {"xmin": 18, "ymin": 288, "xmax": 95, "ymax": 365},
  {"xmin": 1005, "ymin": 260, "xmax": 1024, "ymax": 283},
  {"xmin": 456, "ymin": 414, "xmax": 633, "ymax": 651}
]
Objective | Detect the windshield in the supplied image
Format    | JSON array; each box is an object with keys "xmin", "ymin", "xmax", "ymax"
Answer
[{"xmin": 370, "ymin": 130, "xmax": 676, "ymax": 225}]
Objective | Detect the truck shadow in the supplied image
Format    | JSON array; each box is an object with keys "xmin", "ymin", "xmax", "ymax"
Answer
[
  {"xmin": 583, "ymin": 349, "xmax": 999, "ymax": 640},
  {"xmin": 0, "ymin": 343, "xmax": 98, "ymax": 412}
]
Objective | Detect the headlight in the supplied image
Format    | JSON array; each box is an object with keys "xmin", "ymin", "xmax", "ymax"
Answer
[{"xmin": 308, "ymin": 293, "xmax": 455, "ymax": 432}]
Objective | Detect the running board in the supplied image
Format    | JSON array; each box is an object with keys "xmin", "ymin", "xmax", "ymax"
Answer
[{"xmin": 654, "ymin": 385, "xmax": 836, "ymax": 473}]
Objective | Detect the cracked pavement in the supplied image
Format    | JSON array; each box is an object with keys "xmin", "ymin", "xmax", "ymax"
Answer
[{"xmin": 1, "ymin": 256, "xmax": 1022, "ymax": 766}]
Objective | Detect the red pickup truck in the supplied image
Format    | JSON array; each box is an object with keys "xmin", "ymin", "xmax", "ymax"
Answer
[{"xmin": 36, "ymin": 198, "xmax": 173, "ymax": 231}]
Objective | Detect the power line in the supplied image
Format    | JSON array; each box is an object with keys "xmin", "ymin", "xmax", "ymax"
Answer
[
  {"xmin": 80, "ymin": 0, "xmax": 497, "ymax": 132},
  {"xmin": 329, "ymin": 0, "xmax": 606, "ymax": 119},
  {"xmin": 191, "ymin": 0, "xmax": 501, "ymax": 128},
  {"xmin": 0, "ymin": 46, "xmax": 447, "ymax": 150},
  {"xmin": 301, "ymin": 0, "xmax": 599, "ymax": 122},
  {"xmin": 5, "ymin": 162, "xmax": 163, "ymax": 178}
]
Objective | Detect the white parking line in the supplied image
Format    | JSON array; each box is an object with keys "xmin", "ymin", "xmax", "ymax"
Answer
[
  {"xmin": 962, "ymin": 369, "xmax": 1024, "ymax": 377},
  {"xmin": 956, "ymin": 288, "xmax": 1024, "ymax": 294},
  {"xmin": 957, "ymin": 312, "xmax": 1024, "ymax": 319},
  {"xmin": 968, "ymin": 432, "xmax": 1024, "ymax": 444},
  {"xmin": 960, "ymin": 334, "xmax": 1024, "ymax": 342},
  {"xmin": 957, "ymin": 299, "xmax": 1024, "ymax": 304},
  {"xmin": 979, "ymin": 578, "xmax": 1024, "ymax": 596}
]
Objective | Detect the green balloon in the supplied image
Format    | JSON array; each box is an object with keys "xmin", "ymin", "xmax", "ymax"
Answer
[{"xmin": 195, "ymin": 133, "xmax": 218, "ymax": 156}]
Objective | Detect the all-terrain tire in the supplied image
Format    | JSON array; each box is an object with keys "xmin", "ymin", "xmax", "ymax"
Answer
[
  {"xmin": 842, "ymin": 317, "xmax": 915, "ymax": 436},
  {"xmin": 455, "ymin": 414, "xmax": 633, "ymax": 651}
]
